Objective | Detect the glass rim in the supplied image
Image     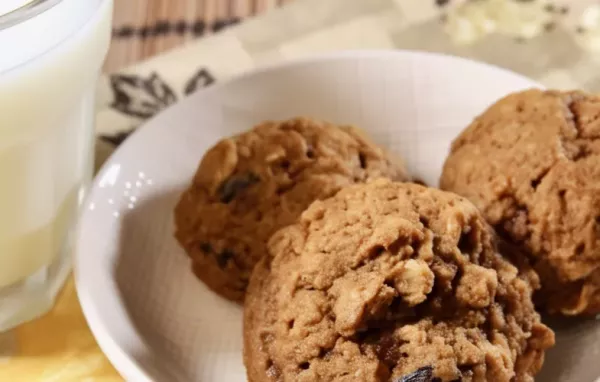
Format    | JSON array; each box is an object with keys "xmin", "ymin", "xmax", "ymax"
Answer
[{"xmin": 0, "ymin": 0, "xmax": 62, "ymax": 31}]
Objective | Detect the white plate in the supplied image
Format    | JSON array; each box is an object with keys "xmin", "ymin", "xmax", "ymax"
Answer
[{"xmin": 75, "ymin": 51, "xmax": 599, "ymax": 382}]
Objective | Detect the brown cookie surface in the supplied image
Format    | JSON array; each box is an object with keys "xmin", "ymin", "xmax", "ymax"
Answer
[
  {"xmin": 174, "ymin": 118, "xmax": 408, "ymax": 302},
  {"xmin": 441, "ymin": 89, "xmax": 600, "ymax": 315},
  {"xmin": 244, "ymin": 179, "xmax": 553, "ymax": 382}
]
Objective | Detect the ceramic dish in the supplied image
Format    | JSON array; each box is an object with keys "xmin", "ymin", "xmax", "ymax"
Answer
[{"xmin": 75, "ymin": 50, "xmax": 599, "ymax": 381}]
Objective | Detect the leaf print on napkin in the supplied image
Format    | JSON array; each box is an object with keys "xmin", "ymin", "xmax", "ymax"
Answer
[
  {"xmin": 184, "ymin": 68, "xmax": 216, "ymax": 96},
  {"xmin": 104, "ymin": 67, "xmax": 217, "ymax": 147},
  {"xmin": 99, "ymin": 128, "xmax": 135, "ymax": 146},
  {"xmin": 110, "ymin": 72, "xmax": 177, "ymax": 119}
]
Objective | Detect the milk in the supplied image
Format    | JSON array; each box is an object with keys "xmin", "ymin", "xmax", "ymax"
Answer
[{"xmin": 0, "ymin": 0, "xmax": 112, "ymax": 330}]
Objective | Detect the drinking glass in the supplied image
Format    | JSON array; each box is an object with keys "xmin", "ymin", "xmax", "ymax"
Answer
[{"xmin": 0, "ymin": 0, "xmax": 113, "ymax": 331}]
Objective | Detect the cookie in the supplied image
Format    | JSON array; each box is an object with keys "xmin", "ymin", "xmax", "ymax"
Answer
[
  {"xmin": 174, "ymin": 118, "xmax": 408, "ymax": 302},
  {"xmin": 244, "ymin": 179, "xmax": 554, "ymax": 382},
  {"xmin": 440, "ymin": 89, "xmax": 600, "ymax": 315}
]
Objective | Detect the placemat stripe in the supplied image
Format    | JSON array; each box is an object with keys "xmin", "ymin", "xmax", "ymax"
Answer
[{"xmin": 105, "ymin": 0, "xmax": 293, "ymax": 71}]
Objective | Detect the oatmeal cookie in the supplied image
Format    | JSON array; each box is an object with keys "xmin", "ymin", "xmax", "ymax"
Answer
[
  {"xmin": 441, "ymin": 89, "xmax": 600, "ymax": 315},
  {"xmin": 244, "ymin": 179, "xmax": 554, "ymax": 382},
  {"xmin": 174, "ymin": 118, "xmax": 408, "ymax": 302}
]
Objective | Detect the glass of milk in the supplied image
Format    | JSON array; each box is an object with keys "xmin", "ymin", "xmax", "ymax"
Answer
[{"xmin": 0, "ymin": 0, "xmax": 112, "ymax": 331}]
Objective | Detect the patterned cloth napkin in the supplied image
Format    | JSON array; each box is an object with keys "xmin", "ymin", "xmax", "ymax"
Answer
[{"xmin": 4, "ymin": 0, "xmax": 600, "ymax": 381}]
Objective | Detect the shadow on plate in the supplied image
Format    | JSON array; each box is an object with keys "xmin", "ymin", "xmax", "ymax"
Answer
[{"xmin": 537, "ymin": 314, "xmax": 600, "ymax": 382}]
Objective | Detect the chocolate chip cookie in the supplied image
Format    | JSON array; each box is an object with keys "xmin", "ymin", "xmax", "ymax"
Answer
[
  {"xmin": 441, "ymin": 89, "xmax": 600, "ymax": 315},
  {"xmin": 244, "ymin": 179, "xmax": 554, "ymax": 381},
  {"xmin": 174, "ymin": 118, "xmax": 408, "ymax": 302}
]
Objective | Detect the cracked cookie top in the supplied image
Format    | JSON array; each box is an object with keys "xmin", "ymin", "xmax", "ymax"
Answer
[
  {"xmin": 174, "ymin": 118, "xmax": 408, "ymax": 302},
  {"xmin": 440, "ymin": 89, "xmax": 600, "ymax": 315},
  {"xmin": 243, "ymin": 179, "xmax": 553, "ymax": 382}
]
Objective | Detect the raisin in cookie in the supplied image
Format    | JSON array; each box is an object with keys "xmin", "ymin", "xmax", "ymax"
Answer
[
  {"xmin": 244, "ymin": 179, "xmax": 554, "ymax": 382},
  {"xmin": 441, "ymin": 89, "xmax": 600, "ymax": 315},
  {"xmin": 174, "ymin": 118, "xmax": 408, "ymax": 302}
]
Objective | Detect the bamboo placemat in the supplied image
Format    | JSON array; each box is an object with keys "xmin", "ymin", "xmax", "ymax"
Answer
[{"xmin": 105, "ymin": 0, "xmax": 293, "ymax": 71}]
